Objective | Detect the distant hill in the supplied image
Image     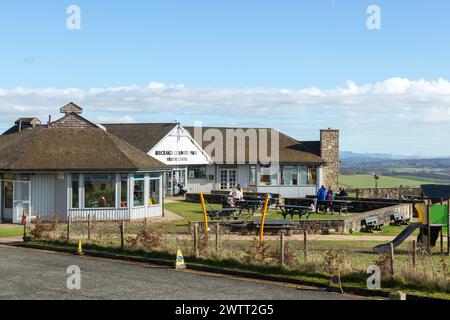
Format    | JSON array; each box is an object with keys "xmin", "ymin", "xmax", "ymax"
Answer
[
  {"xmin": 340, "ymin": 151, "xmax": 423, "ymax": 163},
  {"xmin": 340, "ymin": 153, "xmax": 450, "ymax": 182}
]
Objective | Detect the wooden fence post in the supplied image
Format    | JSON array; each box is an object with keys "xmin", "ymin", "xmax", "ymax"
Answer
[
  {"xmin": 66, "ymin": 213, "xmax": 71, "ymax": 245},
  {"xmin": 303, "ymin": 228, "xmax": 308, "ymax": 261},
  {"xmin": 87, "ymin": 214, "xmax": 91, "ymax": 242},
  {"xmin": 215, "ymin": 224, "xmax": 220, "ymax": 252},
  {"xmin": 194, "ymin": 223, "xmax": 199, "ymax": 258},
  {"xmin": 280, "ymin": 234, "xmax": 285, "ymax": 267},
  {"xmin": 120, "ymin": 220, "xmax": 125, "ymax": 250},
  {"xmin": 412, "ymin": 240, "xmax": 416, "ymax": 268},
  {"xmin": 390, "ymin": 242, "xmax": 395, "ymax": 277}
]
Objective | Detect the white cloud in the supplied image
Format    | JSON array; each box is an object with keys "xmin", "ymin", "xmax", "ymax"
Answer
[
  {"xmin": 96, "ymin": 115, "xmax": 137, "ymax": 124},
  {"xmin": 0, "ymin": 77, "xmax": 449, "ymax": 131}
]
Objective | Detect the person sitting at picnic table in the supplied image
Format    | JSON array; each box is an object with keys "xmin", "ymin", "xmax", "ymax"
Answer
[
  {"xmin": 326, "ymin": 188, "xmax": 336, "ymax": 213},
  {"xmin": 226, "ymin": 185, "xmax": 244, "ymax": 208},
  {"xmin": 338, "ymin": 188, "xmax": 348, "ymax": 197},
  {"xmin": 230, "ymin": 185, "xmax": 244, "ymax": 200},
  {"xmin": 316, "ymin": 185, "xmax": 327, "ymax": 213}
]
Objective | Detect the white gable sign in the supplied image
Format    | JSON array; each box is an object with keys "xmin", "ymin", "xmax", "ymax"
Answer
[{"xmin": 149, "ymin": 126, "xmax": 210, "ymax": 166}]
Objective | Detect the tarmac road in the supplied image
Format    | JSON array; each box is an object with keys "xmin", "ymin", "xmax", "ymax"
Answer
[{"xmin": 0, "ymin": 246, "xmax": 366, "ymax": 300}]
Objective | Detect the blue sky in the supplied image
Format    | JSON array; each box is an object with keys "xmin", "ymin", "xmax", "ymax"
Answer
[{"xmin": 1, "ymin": 1, "xmax": 450, "ymax": 156}]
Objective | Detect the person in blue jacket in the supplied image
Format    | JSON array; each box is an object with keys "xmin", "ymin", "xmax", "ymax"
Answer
[{"xmin": 316, "ymin": 185, "xmax": 327, "ymax": 213}]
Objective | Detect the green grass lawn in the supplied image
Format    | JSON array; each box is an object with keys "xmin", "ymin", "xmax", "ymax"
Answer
[
  {"xmin": 339, "ymin": 174, "xmax": 443, "ymax": 189},
  {"xmin": 165, "ymin": 201, "xmax": 353, "ymax": 222},
  {"xmin": 350, "ymin": 224, "xmax": 421, "ymax": 237},
  {"xmin": 0, "ymin": 226, "xmax": 23, "ymax": 238}
]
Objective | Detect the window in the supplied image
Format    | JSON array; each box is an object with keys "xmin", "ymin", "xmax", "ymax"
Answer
[
  {"xmin": 120, "ymin": 174, "xmax": 128, "ymax": 208},
  {"xmin": 249, "ymin": 166, "xmax": 257, "ymax": 186},
  {"xmin": 84, "ymin": 174, "xmax": 116, "ymax": 208},
  {"xmin": 149, "ymin": 179, "xmax": 160, "ymax": 206},
  {"xmin": 188, "ymin": 166, "xmax": 206, "ymax": 179},
  {"xmin": 299, "ymin": 166, "xmax": 308, "ymax": 185},
  {"xmin": 71, "ymin": 174, "xmax": 80, "ymax": 209},
  {"xmin": 281, "ymin": 166, "xmax": 298, "ymax": 186},
  {"xmin": 260, "ymin": 165, "xmax": 278, "ymax": 186},
  {"xmin": 308, "ymin": 166, "xmax": 318, "ymax": 185},
  {"xmin": 133, "ymin": 175, "xmax": 145, "ymax": 207}
]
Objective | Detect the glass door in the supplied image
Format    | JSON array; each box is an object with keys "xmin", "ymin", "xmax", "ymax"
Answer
[
  {"xmin": 13, "ymin": 181, "xmax": 31, "ymax": 224},
  {"xmin": 172, "ymin": 169, "xmax": 187, "ymax": 196},
  {"xmin": 220, "ymin": 169, "xmax": 237, "ymax": 190}
]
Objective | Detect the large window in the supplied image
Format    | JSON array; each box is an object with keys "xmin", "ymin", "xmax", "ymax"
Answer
[
  {"xmin": 149, "ymin": 179, "xmax": 160, "ymax": 206},
  {"xmin": 71, "ymin": 174, "xmax": 80, "ymax": 209},
  {"xmin": 299, "ymin": 166, "xmax": 318, "ymax": 186},
  {"xmin": 120, "ymin": 174, "xmax": 128, "ymax": 208},
  {"xmin": 308, "ymin": 166, "xmax": 318, "ymax": 185},
  {"xmin": 84, "ymin": 174, "xmax": 116, "ymax": 208},
  {"xmin": 281, "ymin": 166, "xmax": 298, "ymax": 186},
  {"xmin": 188, "ymin": 166, "xmax": 206, "ymax": 179},
  {"xmin": 249, "ymin": 166, "xmax": 257, "ymax": 187},
  {"xmin": 133, "ymin": 175, "xmax": 145, "ymax": 207},
  {"xmin": 260, "ymin": 165, "xmax": 278, "ymax": 186}
]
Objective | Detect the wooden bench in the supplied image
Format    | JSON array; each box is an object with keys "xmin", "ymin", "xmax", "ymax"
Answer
[
  {"xmin": 276, "ymin": 205, "xmax": 314, "ymax": 220},
  {"xmin": 390, "ymin": 213, "xmax": 411, "ymax": 226},
  {"xmin": 207, "ymin": 208, "xmax": 242, "ymax": 221},
  {"xmin": 361, "ymin": 216, "xmax": 384, "ymax": 233},
  {"xmin": 253, "ymin": 220, "xmax": 296, "ymax": 235}
]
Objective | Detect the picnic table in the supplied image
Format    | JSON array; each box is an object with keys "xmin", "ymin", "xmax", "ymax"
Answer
[
  {"xmin": 316, "ymin": 200, "xmax": 352, "ymax": 215},
  {"xmin": 245, "ymin": 196, "xmax": 277, "ymax": 207},
  {"xmin": 253, "ymin": 219, "xmax": 296, "ymax": 235},
  {"xmin": 207, "ymin": 208, "xmax": 242, "ymax": 221},
  {"xmin": 276, "ymin": 205, "xmax": 314, "ymax": 220},
  {"xmin": 235, "ymin": 199, "xmax": 264, "ymax": 215},
  {"xmin": 330, "ymin": 200, "xmax": 352, "ymax": 215}
]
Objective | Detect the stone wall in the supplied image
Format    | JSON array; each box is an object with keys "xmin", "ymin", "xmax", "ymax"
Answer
[
  {"xmin": 343, "ymin": 203, "xmax": 414, "ymax": 234},
  {"xmin": 355, "ymin": 187, "xmax": 422, "ymax": 199},
  {"xmin": 320, "ymin": 129, "xmax": 340, "ymax": 190}
]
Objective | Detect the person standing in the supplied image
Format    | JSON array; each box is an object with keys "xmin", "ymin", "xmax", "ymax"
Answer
[{"xmin": 316, "ymin": 185, "xmax": 327, "ymax": 213}]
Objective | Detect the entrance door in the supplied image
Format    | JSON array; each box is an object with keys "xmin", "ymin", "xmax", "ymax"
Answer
[
  {"xmin": 1, "ymin": 181, "xmax": 13, "ymax": 222},
  {"xmin": 13, "ymin": 181, "xmax": 31, "ymax": 224},
  {"xmin": 172, "ymin": 169, "xmax": 187, "ymax": 196},
  {"xmin": 220, "ymin": 169, "xmax": 237, "ymax": 190}
]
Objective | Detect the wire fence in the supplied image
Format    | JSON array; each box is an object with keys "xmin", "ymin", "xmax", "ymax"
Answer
[{"xmin": 24, "ymin": 215, "xmax": 450, "ymax": 293}]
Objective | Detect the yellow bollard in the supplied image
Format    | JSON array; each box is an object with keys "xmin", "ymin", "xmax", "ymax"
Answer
[{"xmin": 76, "ymin": 239, "xmax": 84, "ymax": 256}]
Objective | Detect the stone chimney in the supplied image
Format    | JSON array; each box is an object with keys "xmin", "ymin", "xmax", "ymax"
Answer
[{"xmin": 320, "ymin": 128, "xmax": 340, "ymax": 190}]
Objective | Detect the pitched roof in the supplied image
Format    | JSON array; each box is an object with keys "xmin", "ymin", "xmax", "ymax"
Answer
[
  {"xmin": 185, "ymin": 127, "xmax": 325, "ymax": 164},
  {"xmin": 103, "ymin": 123, "xmax": 177, "ymax": 153},
  {"xmin": 60, "ymin": 102, "xmax": 83, "ymax": 114},
  {"xmin": 0, "ymin": 119, "xmax": 167, "ymax": 172}
]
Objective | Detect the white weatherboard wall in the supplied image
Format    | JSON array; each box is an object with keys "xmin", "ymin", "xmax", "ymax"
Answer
[
  {"xmin": 149, "ymin": 125, "xmax": 210, "ymax": 166},
  {"xmin": 31, "ymin": 173, "xmax": 67, "ymax": 220}
]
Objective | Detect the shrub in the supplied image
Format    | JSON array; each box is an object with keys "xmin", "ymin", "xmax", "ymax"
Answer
[
  {"xmin": 128, "ymin": 223, "xmax": 162, "ymax": 250},
  {"xmin": 323, "ymin": 249, "xmax": 345, "ymax": 274},
  {"xmin": 244, "ymin": 239, "xmax": 271, "ymax": 265},
  {"xmin": 30, "ymin": 216, "xmax": 58, "ymax": 240}
]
